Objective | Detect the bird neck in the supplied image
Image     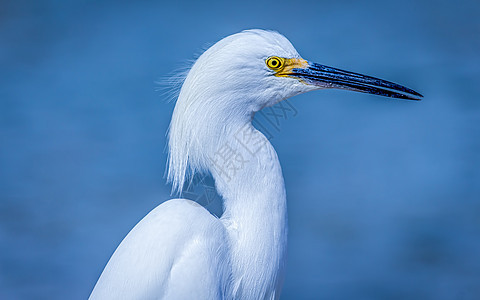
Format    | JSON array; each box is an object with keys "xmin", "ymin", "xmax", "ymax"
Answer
[
  {"xmin": 212, "ymin": 121, "xmax": 287, "ymax": 299},
  {"xmin": 168, "ymin": 87, "xmax": 287, "ymax": 297}
]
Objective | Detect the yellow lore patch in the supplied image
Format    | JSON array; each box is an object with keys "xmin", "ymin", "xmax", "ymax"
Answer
[{"xmin": 265, "ymin": 56, "xmax": 308, "ymax": 77}]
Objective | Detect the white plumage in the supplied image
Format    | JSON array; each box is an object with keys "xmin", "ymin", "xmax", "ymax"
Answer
[{"xmin": 90, "ymin": 29, "xmax": 421, "ymax": 300}]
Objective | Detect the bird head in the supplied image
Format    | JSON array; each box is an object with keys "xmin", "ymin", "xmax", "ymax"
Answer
[
  {"xmin": 167, "ymin": 29, "xmax": 422, "ymax": 194},
  {"xmin": 179, "ymin": 29, "xmax": 421, "ymax": 115}
]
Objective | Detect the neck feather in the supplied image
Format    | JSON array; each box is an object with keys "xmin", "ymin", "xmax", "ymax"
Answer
[
  {"xmin": 168, "ymin": 87, "xmax": 288, "ymax": 299},
  {"xmin": 215, "ymin": 124, "xmax": 287, "ymax": 299}
]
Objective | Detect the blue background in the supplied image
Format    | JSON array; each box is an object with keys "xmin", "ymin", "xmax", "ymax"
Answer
[{"xmin": 1, "ymin": 0, "xmax": 479, "ymax": 299}]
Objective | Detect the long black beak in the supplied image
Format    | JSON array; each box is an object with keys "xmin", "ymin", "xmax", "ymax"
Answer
[{"xmin": 292, "ymin": 62, "xmax": 423, "ymax": 100}]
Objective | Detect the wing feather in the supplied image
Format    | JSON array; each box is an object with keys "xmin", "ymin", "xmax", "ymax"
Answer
[{"xmin": 89, "ymin": 199, "xmax": 232, "ymax": 300}]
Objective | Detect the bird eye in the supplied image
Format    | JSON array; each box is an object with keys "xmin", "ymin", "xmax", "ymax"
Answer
[{"xmin": 266, "ymin": 56, "xmax": 285, "ymax": 71}]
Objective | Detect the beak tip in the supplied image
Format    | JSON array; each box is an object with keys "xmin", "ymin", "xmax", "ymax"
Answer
[{"xmin": 412, "ymin": 92, "xmax": 423, "ymax": 101}]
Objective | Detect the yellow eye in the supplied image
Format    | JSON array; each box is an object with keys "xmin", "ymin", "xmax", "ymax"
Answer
[{"xmin": 266, "ymin": 56, "xmax": 285, "ymax": 71}]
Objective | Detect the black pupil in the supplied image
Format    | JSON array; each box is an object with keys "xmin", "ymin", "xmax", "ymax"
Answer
[{"xmin": 272, "ymin": 60, "xmax": 278, "ymax": 66}]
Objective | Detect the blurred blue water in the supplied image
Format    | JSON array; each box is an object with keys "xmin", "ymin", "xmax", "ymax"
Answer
[{"xmin": 1, "ymin": 0, "xmax": 479, "ymax": 299}]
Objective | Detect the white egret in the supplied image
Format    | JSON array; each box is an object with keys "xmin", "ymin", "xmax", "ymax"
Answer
[{"xmin": 89, "ymin": 29, "xmax": 421, "ymax": 300}]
